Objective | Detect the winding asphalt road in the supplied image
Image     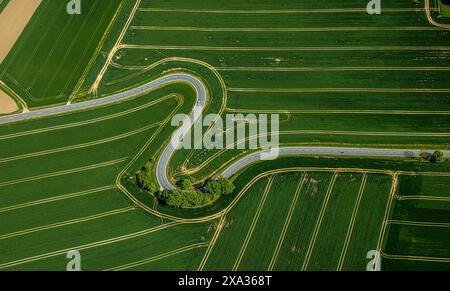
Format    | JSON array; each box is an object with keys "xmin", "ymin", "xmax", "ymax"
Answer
[{"xmin": 0, "ymin": 73, "xmax": 448, "ymax": 190}]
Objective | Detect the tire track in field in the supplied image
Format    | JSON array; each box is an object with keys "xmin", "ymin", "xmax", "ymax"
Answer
[
  {"xmin": 0, "ymin": 221, "xmax": 180, "ymax": 270},
  {"xmin": 268, "ymin": 173, "xmax": 307, "ymax": 271},
  {"xmin": 0, "ymin": 207, "xmax": 135, "ymax": 240},
  {"xmin": 105, "ymin": 242, "xmax": 209, "ymax": 271},
  {"xmin": 301, "ymin": 172, "xmax": 338, "ymax": 270},
  {"xmin": 0, "ymin": 185, "xmax": 117, "ymax": 214},
  {"xmin": 232, "ymin": 176, "xmax": 274, "ymax": 271},
  {"xmin": 337, "ymin": 173, "xmax": 368, "ymax": 270},
  {"xmin": 137, "ymin": 8, "xmax": 432, "ymax": 14},
  {"xmin": 0, "ymin": 157, "xmax": 127, "ymax": 188},
  {"xmin": 122, "ymin": 44, "xmax": 450, "ymax": 51},
  {"xmin": 0, "ymin": 121, "xmax": 162, "ymax": 164}
]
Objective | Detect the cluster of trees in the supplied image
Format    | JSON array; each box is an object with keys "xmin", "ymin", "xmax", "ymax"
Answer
[
  {"xmin": 135, "ymin": 160, "xmax": 235, "ymax": 209},
  {"xmin": 160, "ymin": 177, "xmax": 235, "ymax": 208},
  {"xmin": 419, "ymin": 150, "xmax": 446, "ymax": 164},
  {"xmin": 135, "ymin": 158, "xmax": 158, "ymax": 193}
]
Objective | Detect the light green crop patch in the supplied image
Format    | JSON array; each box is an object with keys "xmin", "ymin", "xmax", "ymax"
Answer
[{"xmin": 439, "ymin": 0, "xmax": 450, "ymax": 17}]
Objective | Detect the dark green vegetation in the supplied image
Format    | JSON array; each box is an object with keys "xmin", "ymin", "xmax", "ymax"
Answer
[
  {"xmin": 420, "ymin": 150, "xmax": 447, "ymax": 163},
  {"xmin": 0, "ymin": 0, "xmax": 124, "ymax": 107},
  {"xmin": 157, "ymin": 177, "xmax": 235, "ymax": 208}
]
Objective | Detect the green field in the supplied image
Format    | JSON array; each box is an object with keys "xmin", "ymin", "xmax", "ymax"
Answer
[
  {"xmin": 0, "ymin": 0, "xmax": 124, "ymax": 108},
  {"xmin": 1, "ymin": 0, "xmax": 449, "ymax": 270}
]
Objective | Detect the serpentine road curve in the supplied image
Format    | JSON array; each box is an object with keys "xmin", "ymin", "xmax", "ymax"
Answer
[{"xmin": 0, "ymin": 73, "xmax": 448, "ymax": 190}]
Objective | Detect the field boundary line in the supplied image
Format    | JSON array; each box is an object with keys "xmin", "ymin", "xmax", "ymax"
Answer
[
  {"xmin": 219, "ymin": 66, "xmax": 450, "ymax": 72},
  {"xmin": 232, "ymin": 176, "xmax": 274, "ymax": 271},
  {"xmin": 106, "ymin": 242, "xmax": 209, "ymax": 271},
  {"xmin": 301, "ymin": 172, "xmax": 338, "ymax": 270},
  {"xmin": 226, "ymin": 108, "xmax": 450, "ymax": 115},
  {"xmin": 0, "ymin": 157, "xmax": 127, "ymax": 188},
  {"xmin": 137, "ymin": 8, "xmax": 432, "ymax": 14},
  {"xmin": 122, "ymin": 44, "xmax": 450, "ymax": 51},
  {"xmin": 130, "ymin": 26, "xmax": 441, "ymax": 32},
  {"xmin": 0, "ymin": 185, "xmax": 117, "ymax": 214},
  {"xmin": 268, "ymin": 173, "xmax": 307, "ymax": 271},
  {"xmin": 337, "ymin": 173, "xmax": 368, "ymax": 271},
  {"xmin": 386, "ymin": 220, "xmax": 450, "ymax": 228},
  {"xmin": 0, "ymin": 206, "xmax": 135, "ymax": 241},
  {"xmin": 398, "ymin": 195, "xmax": 450, "ymax": 201},
  {"xmin": 0, "ymin": 221, "xmax": 181, "ymax": 270},
  {"xmin": 197, "ymin": 215, "xmax": 226, "ymax": 271},
  {"xmin": 380, "ymin": 250, "xmax": 450, "ymax": 262},
  {"xmin": 228, "ymin": 88, "xmax": 450, "ymax": 93}
]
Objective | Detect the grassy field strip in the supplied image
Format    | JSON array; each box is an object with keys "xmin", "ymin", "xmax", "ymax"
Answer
[
  {"xmin": 0, "ymin": 122, "xmax": 161, "ymax": 164},
  {"xmin": 130, "ymin": 26, "xmax": 442, "ymax": 32},
  {"xmin": 91, "ymin": 0, "xmax": 142, "ymax": 93},
  {"xmin": 0, "ymin": 185, "xmax": 117, "ymax": 214},
  {"xmin": 228, "ymin": 88, "xmax": 450, "ymax": 93},
  {"xmin": 0, "ymin": 221, "xmax": 180, "ymax": 270},
  {"xmin": 121, "ymin": 44, "xmax": 450, "ymax": 51},
  {"xmin": 219, "ymin": 67, "xmax": 450, "ymax": 72},
  {"xmin": 386, "ymin": 220, "xmax": 450, "ymax": 228},
  {"xmin": 398, "ymin": 195, "xmax": 450, "ymax": 201},
  {"xmin": 336, "ymin": 173, "xmax": 368, "ymax": 271},
  {"xmin": 0, "ymin": 93, "xmax": 175, "ymax": 141},
  {"xmin": 137, "ymin": 8, "xmax": 431, "ymax": 14},
  {"xmin": 301, "ymin": 172, "xmax": 338, "ymax": 270},
  {"xmin": 381, "ymin": 251, "xmax": 450, "ymax": 263},
  {"xmin": 197, "ymin": 215, "xmax": 226, "ymax": 271},
  {"xmin": 106, "ymin": 242, "xmax": 209, "ymax": 271},
  {"xmin": 0, "ymin": 157, "xmax": 127, "ymax": 188},
  {"xmin": 376, "ymin": 173, "xmax": 399, "ymax": 268},
  {"xmin": 0, "ymin": 207, "xmax": 135, "ymax": 241},
  {"xmin": 267, "ymin": 174, "xmax": 307, "ymax": 271},
  {"xmin": 226, "ymin": 108, "xmax": 450, "ymax": 115},
  {"xmin": 232, "ymin": 176, "xmax": 274, "ymax": 271}
]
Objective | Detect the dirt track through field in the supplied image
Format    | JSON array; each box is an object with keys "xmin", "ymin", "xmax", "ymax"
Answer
[{"xmin": 0, "ymin": 0, "xmax": 42, "ymax": 113}]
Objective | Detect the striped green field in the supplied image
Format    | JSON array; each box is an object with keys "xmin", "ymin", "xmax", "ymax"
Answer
[
  {"xmin": 1, "ymin": 0, "xmax": 450, "ymax": 271},
  {"xmin": 83, "ymin": 0, "xmax": 450, "ymax": 180},
  {"xmin": 0, "ymin": 0, "xmax": 124, "ymax": 108}
]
